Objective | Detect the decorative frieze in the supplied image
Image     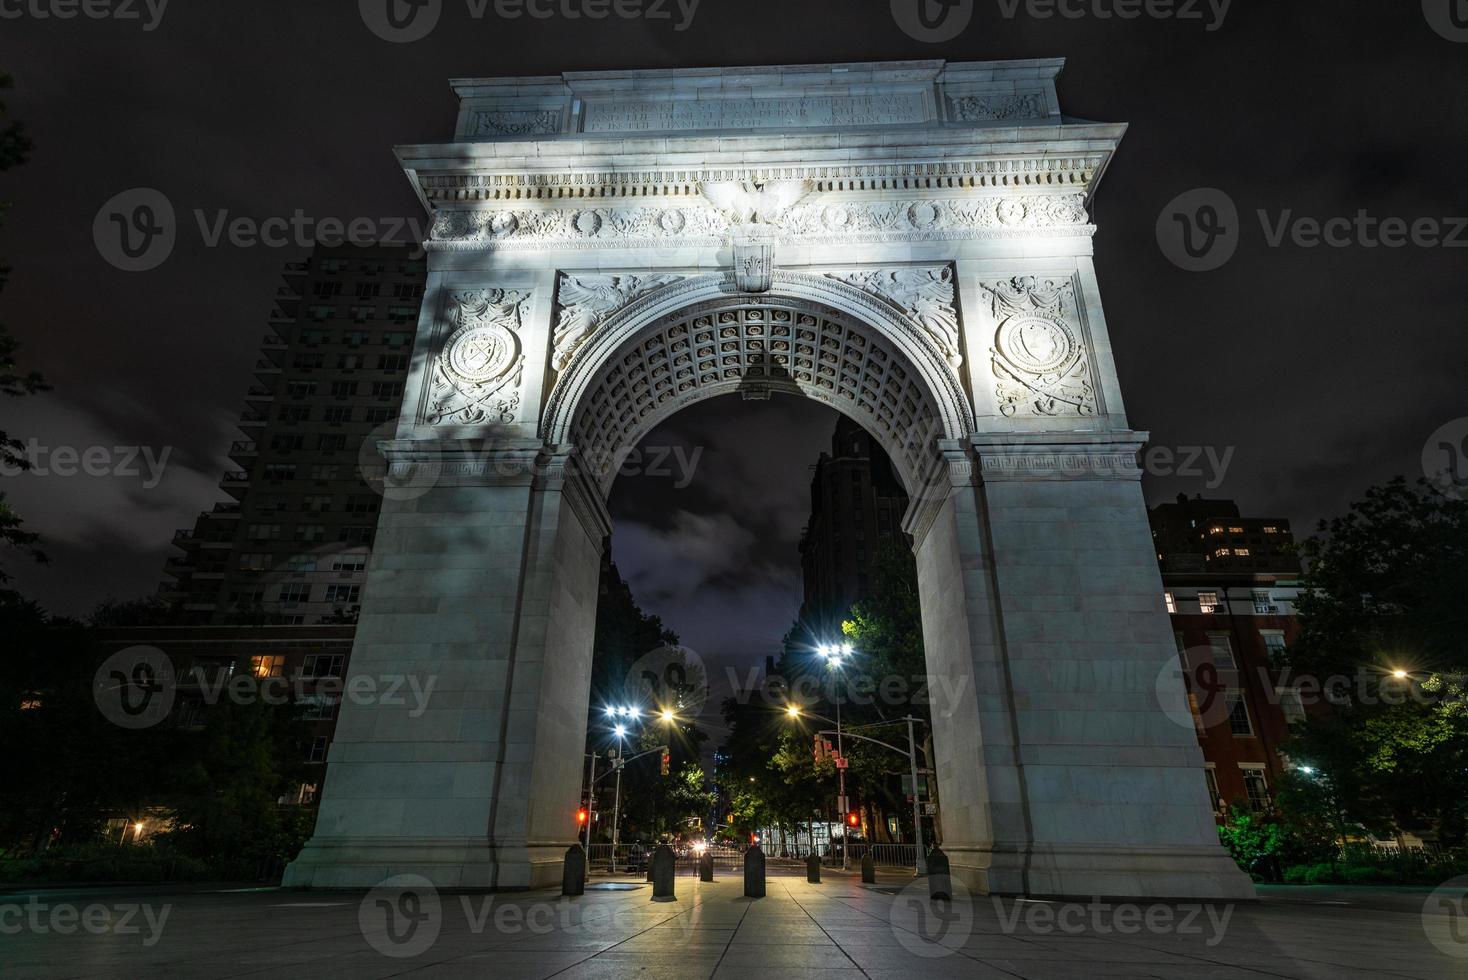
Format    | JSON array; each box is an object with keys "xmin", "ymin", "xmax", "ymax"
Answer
[
  {"xmin": 426, "ymin": 289, "xmax": 531, "ymax": 426},
  {"xmin": 977, "ymin": 275, "xmax": 1098, "ymax": 418},
  {"xmin": 468, "ymin": 109, "xmax": 562, "ymax": 137},
  {"xmin": 427, "ymin": 193, "xmax": 1089, "ymax": 251},
  {"xmin": 947, "ymin": 94, "xmax": 1047, "ymax": 122}
]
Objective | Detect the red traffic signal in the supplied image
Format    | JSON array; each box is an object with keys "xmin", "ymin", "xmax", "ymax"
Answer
[
  {"xmin": 846, "ymin": 811, "xmax": 859, "ymax": 828},
  {"xmin": 660, "ymin": 751, "xmax": 671, "ymax": 777},
  {"xmin": 576, "ymin": 808, "xmax": 588, "ymax": 825}
]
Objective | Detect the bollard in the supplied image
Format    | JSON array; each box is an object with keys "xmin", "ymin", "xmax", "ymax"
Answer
[
  {"xmin": 927, "ymin": 846, "xmax": 952, "ymax": 900},
  {"xmin": 651, "ymin": 844, "xmax": 677, "ymax": 902},
  {"xmin": 743, "ymin": 845, "xmax": 766, "ymax": 898},
  {"xmin": 806, "ymin": 854, "xmax": 821, "ymax": 884},
  {"xmin": 861, "ymin": 852, "xmax": 875, "ymax": 884},
  {"xmin": 699, "ymin": 852, "xmax": 714, "ymax": 882},
  {"xmin": 562, "ymin": 844, "xmax": 586, "ymax": 897}
]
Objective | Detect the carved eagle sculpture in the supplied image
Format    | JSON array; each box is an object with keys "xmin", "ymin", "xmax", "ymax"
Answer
[{"xmin": 699, "ymin": 179, "xmax": 813, "ymax": 226}]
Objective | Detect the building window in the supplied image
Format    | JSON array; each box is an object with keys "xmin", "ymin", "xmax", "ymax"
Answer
[
  {"xmin": 286, "ymin": 553, "xmax": 317, "ymax": 572},
  {"xmin": 302, "ymin": 654, "xmax": 345, "ymax": 678},
  {"xmin": 1226, "ymin": 690, "xmax": 1254, "ymax": 736},
  {"xmin": 355, "ymin": 282, "xmax": 381, "ymax": 299},
  {"xmin": 278, "ymin": 583, "xmax": 311, "ymax": 604},
  {"xmin": 300, "ymin": 696, "xmax": 339, "ymax": 721},
  {"xmin": 238, "ymin": 553, "xmax": 270, "ymax": 571},
  {"xmin": 251, "ymin": 655, "xmax": 286, "ymax": 679},
  {"xmin": 339, "ymin": 526, "xmax": 373, "ymax": 546},
  {"xmin": 332, "ymin": 555, "xmax": 367, "ymax": 572},
  {"xmin": 1206, "ymin": 634, "xmax": 1236, "ymax": 671},
  {"xmin": 323, "ymin": 406, "xmax": 351, "ymax": 424},
  {"xmin": 264, "ymin": 464, "xmax": 297, "ymax": 480},
  {"xmin": 308, "ymin": 736, "xmax": 330, "ymax": 763},
  {"xmin": 365, "ymin": 407, "xmax": 393, "ymax": 425},
  {"xmin": 247, "ymin": 524, "xmax": 282, "ymax": 541},
  {"xmin": 330, "ymin": 381, "xmax": 357, "ymax": 397},
  {"xmin": 295, "ymin": 525, "xmax": 326, "ymax": 543},
  {"xmin": 1252, "ymin": 592, "xmax": 1274, "ymax": 614},
  {"xmin": 379, "ymin": 354, "xmax": 408, "ymax": 372},
  {"xmin": 325, "ymin": 584, "xmax": 361, "ymax": 604},
  {"xmin": 1203, "ymin": 766, "xmax": 1222, "ymax": 815},
  {"xmin": 1198, "ymin": 591, "xmax": 1219, "ymax": 614},
  {"xmin": 1263, "ymin": 525, "xmax": 1279, "ymax": 534},
  {"xmin": 1277, "ymin": 688, "xmax": 1307, "ymax": 727},
  {"xmin": 311, "ymin": 464, "xmax": 338, "ymax": 481},
  {"xmin": 1173, "ymin": 631, "xmax": 1186, "ymax": 654},
  {"xmin": 1240, "ymin": 766, "xmax": 1271, "ymax": 813},
  {"xmin": 1228, "ymin": 525, "xmax": 1244, "ymax": 534},
  {"xmin": 1260, "ymin": 630, "xmax": 1287, "ymax": 657},
  {"xmin": 318, "ymin": 435, "xmax": 347, "ymax": 452},
  {"xmin": 1234, "ymin": 548, "xmax": 1251, "ymax": 557}
]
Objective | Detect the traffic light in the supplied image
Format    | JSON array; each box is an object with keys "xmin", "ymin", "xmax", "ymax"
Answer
[
  {"xmin": 576, "ymin": 808, "xmax": 588, "ymax": 826},
  {"xmin": 846, "ymin": 811, "xmax": 859, "ymax": 828},
  {"xmin": 660, "ymin": 751, "xmax": 670, "ymax": 777}
]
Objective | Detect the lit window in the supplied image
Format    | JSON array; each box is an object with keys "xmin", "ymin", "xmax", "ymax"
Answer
[
  {"xmin": 1214, "ymin": 548, "xmax": 1231, "ymax": 558},
  {"xmin": 251, "ymin": 655, "xmax": 286, "ymax": 679},
  {"xmin": 1234, "ymin": 548, "xmax": 1250, "ymax": 557},
  {"xmin": 1198, "ymin": 591, "xmax": 1219, "ymax": 614},
  {"xmin": 1228, "ymin": 526, "xmax": 1244, "ymax": 534},
  {"xmin": 1209, "ymin": 525, "xmax": 1224, "ymax": 535},
  {"xmin": 1164, "ymin": 591, "xmax": 1176, "ymax": 613},
  {"xmin": 1263, "ymin": 526, "xmax": 1279, "ymax": 534}
]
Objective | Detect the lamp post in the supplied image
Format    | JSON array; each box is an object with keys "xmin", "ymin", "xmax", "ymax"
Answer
[
  {"xmin": 598, "ymin": 702, "xmax": 676, "ymax": 875},
  {"xmin": 817, "ymin": 642, "xmax": 853, "ymax": 870}
]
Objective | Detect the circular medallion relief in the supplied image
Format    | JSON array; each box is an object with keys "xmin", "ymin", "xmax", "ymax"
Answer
[
  {"xmin": 995, "ymin": 314, "xmax": 1077, "ymax": 375},
  {"xmin": 443, "ymin": 322, "xmax": 518, "ymax": 387},
  {"xmin": 658, "ymin": 209, "xmax": 686, "ymax": 234},
  {"xmin": 572, "ymin": 210, "xmax": 603, "ymax": 236},
  {"xmin": 488, "ymin": 212, "xmax": 519, "ymax": 237}
]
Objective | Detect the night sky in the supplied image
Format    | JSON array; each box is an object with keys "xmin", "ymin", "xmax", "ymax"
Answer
[{"xmin": 0, "ymin": 2, "xmax": 1464, "ymax": 673}]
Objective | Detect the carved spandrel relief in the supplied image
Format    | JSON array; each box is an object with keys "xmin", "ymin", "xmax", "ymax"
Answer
[
  {"xmin": 979, "ymin": 275, "xmax": 1097, "ymax": 418},
  {"xmin": 427, "ymin": 289, "xmax": 531, "ymax": 425},
  {"xmin": 946, "ymin": 94, "xmax": 1046, "ymax": 122},
  {"xmin": 553, "ymin": 274, "xmax": 684, "ymax": 373},
  {"xmin": 469, "ymin": 109, "xmax": 561, "ymax": 137},
  {"xmin": 829, "ymin": 266, "xmax": 962, "ymax": 369}
]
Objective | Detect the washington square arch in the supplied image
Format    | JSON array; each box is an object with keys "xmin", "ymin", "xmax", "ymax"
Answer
[{"xmin": 282, "ymin": 59, "xmax": 1254, "ymax": 901}]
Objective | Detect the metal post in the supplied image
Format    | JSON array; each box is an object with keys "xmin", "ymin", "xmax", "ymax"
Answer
[
  {"xmin": 584, "ymin": 751, "xmax": 597, "ymax": 850},
  {"xmin": 610, "ymin": 757, "xmax": 623, "ymax": 873},
  {"xmin": 836, "ymin": 688, "xmax": 848, "ymax": 870},
  {"xmin": 908, "ymin": 715, "xmax": 928, "ymax": 876}
]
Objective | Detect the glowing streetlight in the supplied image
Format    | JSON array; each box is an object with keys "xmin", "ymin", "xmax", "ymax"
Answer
[
  {"xmin": 660, "ymin": 708, "xmax": 676, "ymax": 723},
  {"xmin": 786, "ymin": 704, "xmax": 802, "ymax": 719},
  {"xmin": 613, "ymin": 724, "xmax": 627, "ymax": 738},
  {"xmin": 1391, "ymin": 669, "xmax": 1409, "ymax": 680}
]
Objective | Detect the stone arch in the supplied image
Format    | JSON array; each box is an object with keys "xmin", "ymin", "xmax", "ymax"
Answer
[{"xmin": 541, "ymin": 271, "xmax": 975, "ymax": 497}]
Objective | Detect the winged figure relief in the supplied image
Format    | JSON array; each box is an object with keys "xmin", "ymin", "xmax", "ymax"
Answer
[
  {"xmin": 698, "ymin": 179, "xmax": 813, "ymax": 226},
  {"xmin": 552, "ymin": 274, "xmax": 682, "ymax": 373}
]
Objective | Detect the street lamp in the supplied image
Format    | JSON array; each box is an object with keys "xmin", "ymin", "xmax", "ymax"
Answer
[{"xmin": 815, "ymin": 641, "xmax": 853, "ymax": 869}]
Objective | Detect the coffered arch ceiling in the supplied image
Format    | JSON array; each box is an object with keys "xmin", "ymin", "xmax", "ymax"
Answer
[{"xmin": 542, "ymin": 272, "xmax": 974, "ymax": 497}]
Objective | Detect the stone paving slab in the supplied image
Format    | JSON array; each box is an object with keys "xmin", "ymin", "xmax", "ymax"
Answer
[{"xmin": 1, "ymin": 875, "xmax": 1464, "ymax": 979}]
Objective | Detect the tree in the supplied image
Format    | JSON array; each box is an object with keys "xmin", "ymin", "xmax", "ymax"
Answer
[
  {"xmin": 1283, "ymin": 477, "xmax": 1468, "ymax": 843},
  {"xmin": 0, "ymin": 72, "xmax": 47, "ymax": 584}
]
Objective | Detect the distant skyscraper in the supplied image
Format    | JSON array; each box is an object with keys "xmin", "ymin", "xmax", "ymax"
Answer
[
  {"xmin": 1148, "ymin": 493, "xmax": 1300, "ymax": 575},
  {"xmin": 797, "ymin": 416, "xmax": 910, "ymax": 626},
  {"xmin": 161, "ymin": 244, "xmax": 426, "ymax": 624}
]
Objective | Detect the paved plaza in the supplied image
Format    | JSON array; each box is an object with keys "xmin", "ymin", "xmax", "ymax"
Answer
[{"xmin": 4, "ymin": 872, "xmax": 1464, "ymax": 979}]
